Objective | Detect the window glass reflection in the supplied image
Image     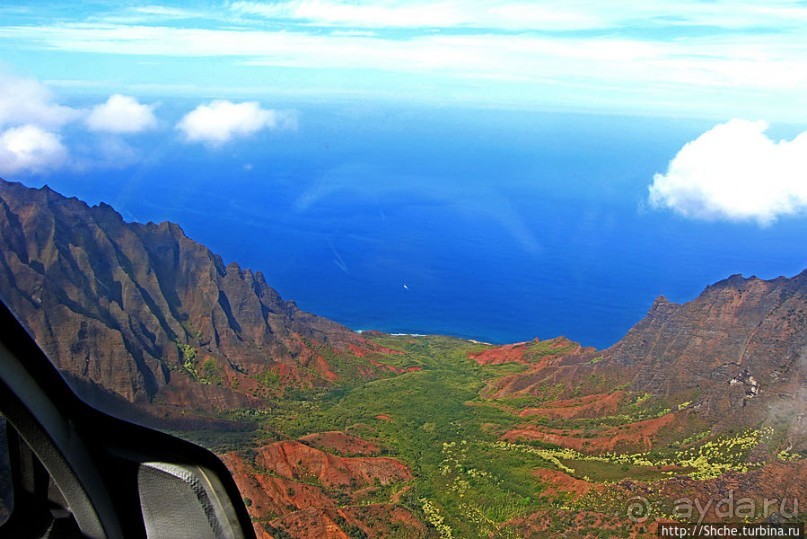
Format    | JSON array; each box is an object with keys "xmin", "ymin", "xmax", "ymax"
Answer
[{"xmin": 0, "ymin": 413, "xmax": 11, "ymax": 526}]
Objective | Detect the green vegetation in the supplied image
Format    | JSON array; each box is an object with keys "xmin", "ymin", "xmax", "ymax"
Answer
[
  {"xmin": 298, "ymin": 336, "xmax": 421, "ymax": 386},
  {"xmin": 520, "ymin": 338, "xmax": 577, "ymax": 361},
  {"xmin": 209, "ymin": 334, "xmax": 787, "ymax": 538},
  {"xmin": 680, "ymin": 430, "xmax": 710, "ymax": 446},
  {"xmin": 255, "ymin": 369, "xmax": 280, "ymax": 388},
  {"xmin": 250, "ymin": 336, "xmax": 552, "ymax": 536},
  {"xmin": 199, "ymin": 358, "xmax": 222, "ymax": 385},
  {"xmin": 176, "ymin": 341, "xmax": 201, "ymax": 380},
  {"xmin": 492, "ymin": 427, "xmax": 770, "ymax": 481},
  {"xmin": 176, "ymin": 341, "xmax": 223, "ymax": 385},
  {"xmin": 777, "ymin": 449, "xmax": 800, "ymax": 462}
]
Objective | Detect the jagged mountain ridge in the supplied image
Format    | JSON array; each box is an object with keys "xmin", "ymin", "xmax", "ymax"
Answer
[
  {"xmin": 0, "ymin": 178, "xmax": 395, "ymax": 420},
  {"xmin": 611, "ymin": 272, "xmax": 806, "ymax": 403},
  {"xmin": 480, "ymin": 269, "xmax": 807, "ymax": 452}
]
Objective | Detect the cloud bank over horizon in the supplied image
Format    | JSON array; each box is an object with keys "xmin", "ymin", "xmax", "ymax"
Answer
[
  {"xmin": 649, "ymin": 119, "xmax": 807, "ymax": 225},
  {"xmin": 2, "ymin": 1, "xmax": 807, "ymax": 119},
  {"xmin": 229, "ymin": 0, "xmax": 807, "ymax": 32},
  {"xmin": 176, "ymin": 100, "xmax": 296, "ymax": 146}
]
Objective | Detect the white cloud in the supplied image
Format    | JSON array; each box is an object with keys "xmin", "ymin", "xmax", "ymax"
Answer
[
  {"xmin": 0, "ymin": 124, "xmax": 68, "ymax": 175},
  {"xmin": 85, "ymin": 94, "xmax": 158, "ymax": 133},
  {"xmin": 4, "ymin": 20, "xmax": 807, "ymax": 120},
  {"xmin": 0, "ymin": 70, "xmax": 80, "ymax": 129},
  {"xmin": 4, "ymin": 2, "xmax": 807, "ymax": 118},
  {"xmin": 130, "ymin": 6, "xmax": 199, "ymax": 18},
  {"xmin": 0, "ymin": 71, "xmax": 74, "ymax": 175},
  {"xmin": 231, "ymin": 0, "xmax": 471, "ymax": 29},
  {"xmin": 176, "ymin": 100, "xmax": 296, "ymax": 145},
  {"xmin": 229, "ymin": 0, "xmax": 807, "ymax": 31},
  {"xmin": 92, "ymin": 5, "xmax": 205, "ymax": 24},
  {"xmin": 649, "ymin": 119, "xmax": 807, "ymax": 225},
  {"xmin": 0, "ymin": 73, "xmax": 163, "ymax": 174}
]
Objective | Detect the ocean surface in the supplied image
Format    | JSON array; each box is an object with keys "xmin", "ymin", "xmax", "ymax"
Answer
[{"xmin": 29, "ymin": 105, "xmax": 807, "ymax": 349}]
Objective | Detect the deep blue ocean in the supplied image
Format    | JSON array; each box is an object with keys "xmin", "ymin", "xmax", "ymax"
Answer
[{"xmin": 30, "ymin": 105, "xmax": 807, "ymax": 349}]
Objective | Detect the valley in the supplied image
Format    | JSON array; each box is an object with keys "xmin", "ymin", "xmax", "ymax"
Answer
[
  {"xmin": 213, "ymin": 334, "xmax": 806, "ymax": 538},
  {"xmin": 0, "ymin": 178, "xmax": 804, "ymax": 538}
]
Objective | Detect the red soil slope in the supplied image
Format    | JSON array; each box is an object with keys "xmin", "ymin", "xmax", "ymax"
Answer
[{"xmin": 222, "ymin": 433, "xmax": 423, "ymax": 538}]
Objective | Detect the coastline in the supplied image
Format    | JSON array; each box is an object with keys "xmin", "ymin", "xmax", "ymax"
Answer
[{"xmin": 356, "ymin": 329, "xmax": 493, "ymax": 346}]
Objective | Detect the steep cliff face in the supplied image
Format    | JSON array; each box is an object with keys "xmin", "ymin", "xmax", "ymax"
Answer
[
  {"xmin": 0, "ymin": 179, "xmax": 396, "ymax": 419},
  {"xmin": 605, "ymin": 271, "xmax": 807, "ymax": 412},
  {"xmin": 608, "ymin": 272, "xmax": 806, "ymax": 437},
  {"xmin": 478, "ymin": 270, "xmax": 807, "ymax": 452}
]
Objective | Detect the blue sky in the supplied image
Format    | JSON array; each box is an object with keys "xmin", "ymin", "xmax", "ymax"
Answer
[
  {"xmin": 2, "ymin": 1, "xmax": 807, "ymax": 118},
  {"xmin": 1, "ymin": 1, "xmax": 807, "ymax": 224}
]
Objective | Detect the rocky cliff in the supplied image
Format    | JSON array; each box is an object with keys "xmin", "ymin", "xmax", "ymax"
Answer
[
  {"xmin": 611, "ymin": 272, "xmax": 806, "ymax": 425},
  {"xmin": 0, "ymin": 178, "xmax": 398, "ymax": 422},
  {"xmin": 478, "ymin": 270, "xmax": 807, "ymax": 453}
]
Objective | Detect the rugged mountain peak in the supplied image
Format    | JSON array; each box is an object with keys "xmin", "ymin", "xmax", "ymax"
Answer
[
  {"xmin": 480, "ymin": 267, "xmax": 806, "ymax": 450},
  {"xmin": 0, "ymin": 178, "xmax": 396, "ymax": 423}
]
